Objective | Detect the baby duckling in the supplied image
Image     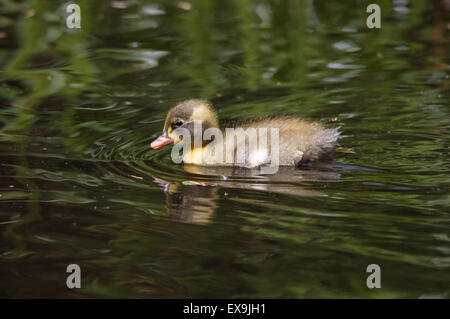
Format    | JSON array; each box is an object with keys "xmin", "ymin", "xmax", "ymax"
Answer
[{"xmin": 151, "ymin": 99, "xmax": 340, "ymax": 167}]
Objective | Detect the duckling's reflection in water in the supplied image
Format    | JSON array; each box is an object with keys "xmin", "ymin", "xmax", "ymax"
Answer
[
  {"xmin": 153, "ymin": 164, "xmax": 342, "ymax": 225},
  {"xmin": 154, "ymin": 177, "xmax": 218, "ymax": 224}
]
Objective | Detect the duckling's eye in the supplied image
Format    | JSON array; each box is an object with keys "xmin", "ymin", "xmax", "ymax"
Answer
[{"xmin": 174, "ymin": 121, "xmax": 183, "ymax": 127}]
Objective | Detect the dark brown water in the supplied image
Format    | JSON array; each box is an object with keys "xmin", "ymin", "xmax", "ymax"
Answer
[{"xmin": 0, "ymin": 0, "xmax": 449, "ymax": 298}]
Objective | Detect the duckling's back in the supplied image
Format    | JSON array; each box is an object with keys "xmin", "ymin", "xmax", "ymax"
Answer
[{"xmin": 237, "ymin": 117, "xmax": 340, "ymax": 166}]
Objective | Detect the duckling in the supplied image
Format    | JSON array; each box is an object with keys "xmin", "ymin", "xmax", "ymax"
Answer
[{"xmin": 151, "ymin": 99, "xmax": 340, "ymax": 167}]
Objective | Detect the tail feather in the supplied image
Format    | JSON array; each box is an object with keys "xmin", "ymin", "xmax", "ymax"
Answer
[{"xmin": 317, "ymin": 127, "xmax": 341, "ymax": 152}]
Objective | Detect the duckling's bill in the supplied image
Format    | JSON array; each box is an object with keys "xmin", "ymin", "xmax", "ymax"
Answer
[{"xmin": 151, "ymin": 131, "xmax": 174, "ymax": 149}]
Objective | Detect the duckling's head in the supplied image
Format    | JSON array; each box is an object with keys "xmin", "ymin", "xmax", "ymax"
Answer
[{"xmin": 151, "ymin": 99, "xmax": 219, "ymax": 149}]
